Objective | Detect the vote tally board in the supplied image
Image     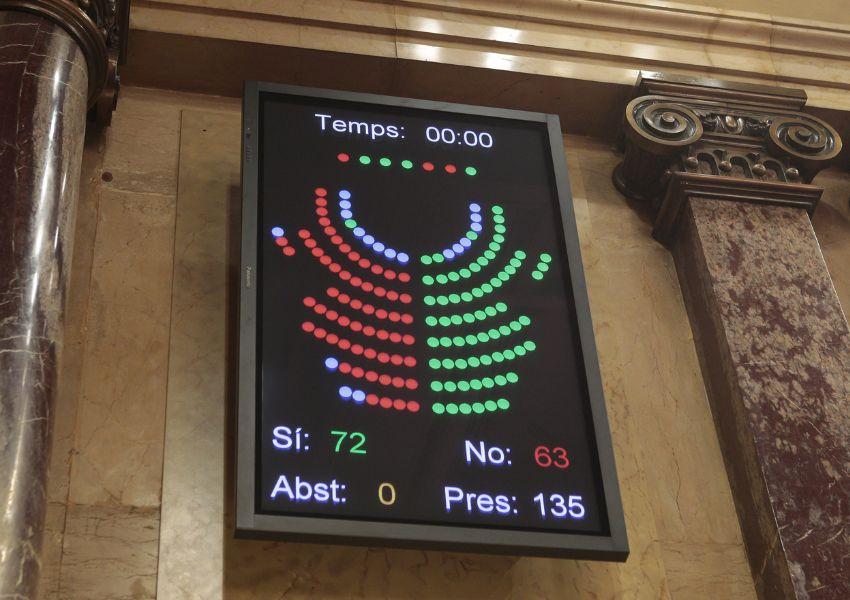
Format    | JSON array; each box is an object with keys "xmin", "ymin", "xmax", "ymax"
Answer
[{"xmin": 236, "ymin": 82, "xmax": 628, "ymax": 560}]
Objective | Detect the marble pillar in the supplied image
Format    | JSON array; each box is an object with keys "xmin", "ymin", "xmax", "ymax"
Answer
[
  {"xmin": 614, "ymin": 74, "xmax": 848, "ymax": 599},
  {"xmin": 0, "ymin": 11, "xmax": 88, "ymax": 597}
]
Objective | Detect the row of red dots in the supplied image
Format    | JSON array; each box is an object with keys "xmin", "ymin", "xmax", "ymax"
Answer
[
  {"xmin": 298, "ymin": 230, "xmax": 411, "ymax": 304},
  {"xmin": 326, "ymin": 287, "xmax": 413, "ymax": 324},
  {"xmin": 365, "ymin": 394, "xmax": 420, "ymax": 412},
  {"xmin": 315, "ymin": 197, "xmax": 411, "ymax": 283},
  {"xmin": 337, "ymin": 361, "xmax": 418, "ymax": 390},
  {"xmin": 304, "ymin": 298, "xmax": 415, "ymax": 346},
  {"xmin": 301, "ymin": 321, "xmax": 416, "ymax": 367},
  {"xmin": 273, "ymin": 236, "xmax": 296, "ymax": 256}
]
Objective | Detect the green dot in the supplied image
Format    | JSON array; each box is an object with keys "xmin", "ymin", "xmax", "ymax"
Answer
[
  {"xmin": 496, "ymin": 302, "xmax": 508, "ymax": 313},
  {"xmin": 481, "ymin": 355, "xmax": 493, "ymax": 366},
  {"xmin": 440, "ymin": 337, "xmax": 452, "ymax": 348},
  {"xmin": 493, "ymin": 234, "xmax": 505, "ymax": 244},
  {"xmin": 359, "ymin": 155, "xmax": 371, "ymax": 165},
  {"xmin": 432, "ymin": 403, "xmax": 445, "ymax": 414},
  {"xmin": 433, "ymin": 254, "xmax": 444, "ymax": 263},
  {"xmin": 450, "ymin": 315, "xmax": 463, "ymax": 326},
  {"xmin": 484, "ymin": 250, "xmax": 496, "ymax": 260},
  {"xmin": 518, "ymin": 315, "xmax": 531, "ymax": 326},
  {"xmin": 437, "ymin": 296, "xmax": 449, "ymax": 306},
  {"xmin": 506, "ymin": 372, "xmax": 519, "ymax": 383},
  {"xmin": 470, "ymin": 379, "xmax": 483, "ymax": 390},
  {"xmin": 469, "ymin": 263, "xmax": 481, "ymax": 273},
  {"xmin": 485, "ymin": 400, "xmax": 498, "ymax": 411},
  {"xmin": 540, "ymin": 253, "xmax": 552, "ymax": 263},
  {"xmin": 446, "ymin": 403, "xmax": 459, "ymax": 414},
  {"xmin": 421, "ymin": 255, "xmax": 433, "ymax": 265},
  {"xmin": 442, "ymin": 358, "xmax": 454, "ymax": 369},
  {"xmin": 476, "ymin": 332, "xmax": 489, "ymax": 343},
  {"xmin": 467, "ymin": 231, "xmax": 478, "ymax": 241},
  {"xmin": 504, "ymin": 266, "xmax": 516, "ymax": 276},
  {"xmin": 456, "ymin": 358, "xmax": 468, "ymax": 369},
  {"xmin": 448, "ymin": 272, "xmax": 460, "ymax": 282},
  {"xmin": 429, "ymin": 358, "xmax": 441, "ymax": 369},
  {"xmin": 473, "ymin": 310, "xmax": 485, "ymax": 320},
  {"xmin": 482, "ymin": 377, "xmax": 495, "ymax": 389},
  {"xmin": 503, "ymin": 349, "xmax": 516, "ymax": 360},
  {"xmin": 499, "ymin": 325, "xmax": 511, "ymax": 336},
  {"xmin": 509, "ymin": 320, "xmax": 522, "ymax": 332},
  {"xmin": 494, "ymin": 224, "xmax": 507, "ymax": 234},
  {"xmin": 476, "ymin": 257, "xmax": 488, "ymax": 267},
  {"xmin": 401, "ymin": 159, "xmax": 413, "ymax": 169},
  {"xmin": 515, "ymin": 250, "xmax": 527, "ymax": 260},
  {"xmin": 481, "ymin": 283, "xmax": 493, "ymax": 294},
  {"xmin": 458, "ymin": 381, "xmax": 470, "ymax": 392},
  {"xmin": 344, "ymin": 219, "xmax": 357, "ymax": 229},
  {"xmin": 538, "ymin": 263, "xmax": 550, "ymax": 273},
  {"xmin": 423, "ymin": 276, "xmax": 434, "ymax": 286},
  {"xmin": 465, "ymin": 166, "xmax": 477, "ymax": 176},
  {"xmin": 524, "ymin": 341, "xmax": 537, "ymax": 351},
  {"xmin": 482, "ymin": 306, "xmax": 495, "ymax": 317},
  {"xmin": 489, "ymin": 242, "xmax": 500, "ymax": 252},
  {"xmin": 444, "ymin": 381, "xmax": 457, "ymax": 392},
  {"xmin": 492, "ymin": 205, "xmax": 504, "ymax": 215},
  {"xmin": 463, "ymin": 313, "xmax": 475, "ymax": 324},
  {"xmin": 452, "ymin": 336, "xmax": 465, "ymax": 347},
  {"xmin": 498, "ymin": 271, "xmax": 510, "ymax": 282},
  {"xmin": 460, "ymin": 292, "xmax": 473, "ymax": 302},
  {"xmin": 487, "ymin": 328, "xmax": 499, "ymax": 339},
  {"xmin": 468, "ymin": 357, "xmax": 481, "ymax": 368},
  {"xmin": 424, "ymin": 296, "xmax": 436, "ymax": 306},
  {"xmin": 427, "ymin": 337, "xmax": 439, "ymax": 348},
  {"xmin": 379, "ymin": 157, "xmax": 392, "ymax": 167},
  {"xmin": 491, "ymin": 278, "xmax": 502, "ymax": 288},
  {"xmin": 465, "ymin": 334, "xmax": 478, "ymax": 345},
  {"xmin": 510, "ymin": 258, "xmax": 522, "ymax": 268},
  {"xmin": 497, "ymin": 398, "xmax": 510, "ymax": 410},
  {"xmin": 472, "ymin": 402, "xmax": 485, "ymax": 414},
  {"xmin": 494, "ymin": 375, "xmax": 507, "ymax": 386},
  {"xmin": 472, "ymin": 288, "xmax": 484, "ymax": 298},
  {"xmin": 532, "ymin": 271, "xmax": 544, "ymax": 280},
  {"xmin": 493, "ymin": 215, "xmax": 505, "ymax": 224},
  {"xmin": 437, "ymin": 316, "xmax": 450, "ymax": 326},
  {"xmin": 459, "ymin": 403, "xmax": 472, "ymax": 414},
  {"xmin": 460, "ymin": 269, "xmax": 472, "ymax": 278},
  {"xmin": 436, "ymin": 274, "xmax": 448, "ymax": 284},
  {"xmin": 448, "ymin": 293, "xmax": 461, "ymax": 304},
  {"xmin": 431, "ymin": 381, "xmax": 443, "ymax": 392},
  {"xmin": 515, "ymin": 345, "xmax": 526, "ymax": 356},
  {"xmin": 493, "ymin": 351, "xmax": 504, "ymax": 363}
]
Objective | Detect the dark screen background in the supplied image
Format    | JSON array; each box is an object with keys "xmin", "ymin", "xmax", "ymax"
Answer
[{"xmin": 256, "ymin": 91, "xmax": 609, "ymax": 535}]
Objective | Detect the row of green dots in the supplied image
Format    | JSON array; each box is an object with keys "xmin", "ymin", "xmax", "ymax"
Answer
[
  {"xmin": 432, "ymin": 398, "xmax": 510, "ymax": 415},
  {"xmin": 430, "ymin": 372, "xmax": 519, "ymax": 393},
  {"xmin": 428, "ymin": 340, "xmax": 537, "ymax": 370},
  {"xmin": 426, "ymin": 316, "xmax": 531, "ymax": 348},
  {"xmin": 421, "ymin": 206, "xmax": 504, "ymax": 273},
  {"xmin": 423, "ymin": 249, "xmax": 527, "ymax": 306},
  {"xmin": 531, "ymin": 252, "xmax": 553, "ymax": 281},
  {"xmin": 424, "ymin": 302, "xmax": 508, "ymax": 327}
]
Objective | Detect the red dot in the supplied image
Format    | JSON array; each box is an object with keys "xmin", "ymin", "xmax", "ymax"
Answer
[
  {"xmin": 401, "ymin": 314, "xmax": 414, "ymax": 325},
  {"xmin": 339, "ymin": 294, "xmax": 350, "ymax": 304},
  {"xmin": 326, "ymin": 333, "xmax": 339, "ymax": 344},
  {"xmin": 337, "ymin": 153, "xmax": 350, "ymax": 163},
  {"xmin": 392, "ymin": 376, "xmax": 404, "ymax": 388},
  {"xmin": 283, "ymin": 246, "xmax": 296, "ymax": 256},
  {"xmin": 366, "ymin": 393, "xmax": 379, "ymax": 405},
  {"xmin": 301, "ymin": 321, "xmax": 315, "ymax": 332},
  {"xmin": 359, "ymin": 258, "xmax": 371, "ymax": 269},
  {"xmin": 365, "ymin": 371, "xmax": 378, "ymax": 382},
  {"xmin": 316, "ymin": 207, "xmax": 328, "ymax": 217},
  {"xmin": 320, "ymin": 219, "xmax": 332, "ymax": 229},
  {"xmin": 298, "ymin": 229, "xmax": 311, "ymax": 239},
  {"xmin": 329, "ymin": 263, "xmax": 342, "ymax": 273},
  {"xmin": 389, "ymin": 332, "xmax": 401, "ymax": 343},
  {"xmin": 315, "ymin": 197, "xmax": 328, "ymax": 207},
  {"xmin": 339, "ymin": 243, "xmax": 351, "ymax": 253},
  {"xmin": 405, "ymin": 379, "xmax": 418, "ymax": 390},
  {"xmin": 376, "ymin": 330, "xmax": 389, "ymax": 341},
  {"xmin": 400, "ymin": 294, "xmax": 412, "ymax": 304},
  {"xmin": 362, "ymin": 282, "xmax": 374, "ymax": 292},
  {"xmin": 350, "ymin": 299, "xmax": 362, "ymax": 309},
  {"xmin": 314, "ymin": 328, "xmax": 326, "ymax": 339},
  {"xmin": 275, "ymin": 237, "xmax": 288, "ymax": 247},
  {"xmin": 339, "ymin": 271, "xmax": 351, "ymax": 281},
  {"xmin": 407, "ymin": 401, "xmax": 420, "ymax": 413},
  {"xmin": 350, "ymin": 321, "xmax": 362, "ymax": 332},
  {"xmin": 338, "ymin": 316, "xmax": 350, "ymax": 326},
  {"xmin": 398, "ymin": 273, "xmax": 411, "ymax": 283},
  {"xmin": 384, "ymin": 270, "xmax": 396, "ymax": 280},
  {"xmin": 362, "ymin": 304, "xmax": 375, "ymax": 315},
  {"xmin": 339, "ymin": 362, "xmax": 351, "ymax": 374},
  {"xmin": 349, "ymin": 251, "xmax": 361, "ymax": 261},
  {"xmin": 378, "ymin": 352, "xmax": 390, "ymax": 363},
  {"xmin": 370, "ymin": 264, "xmax": 382, "ymax": 275},
  {"xmin": 303, "ymin": 297, "xmax": 317, "ymax": 307},
  {"xmin": 402, "ymin": 334, "xmax": 415, "ymax": 345},
  {"xmin": 352, "ymin": 367, "xmax": 364, "ymax": 378},
  {"xmin": 327, "ymin": 287, "xmax": 339, "ymax": 297},
  {"xmin": 376, "ymin": 309, "xmax": 388, "ymax": 319},
  {"xmin": 351, "ymin": 344, "xmax": 363, "ymax": 355},
  {"xmin": 380, "ymin": 397, "xmax": 393, "ymax": 409},
  {"xmin": 393, "ymin": 399, "xmax": 406, "ymax": 411},
  {"xmin": 374, "ymin": 287, "xmax": 386, "ymax": 297},
  {"xmin": 379, "ymin": 374, "xmax": 391, "ymax": 386},
  {"xmin": 390, "ymin": 354, "xmax": 403, "ymax": 366},
  {"xmin": 363, "ymin": 326, "xmax": 376, "ymax": 336},
  {"xmin": 445, "ymin": 164, "xmax": 457, "ymax": 174},
  {"xmin": 325, "ymin": 310, "xmax": 338, "ymax": 321},
  {"xmin": 388, "ymin": 312, "xmax": 399, "ymax": 322},
  {"xmin": 311, "ymin": 248, "xmax": 323, "ymax": 258},
  {"xmin": 386, "ymin": 291, "xmax": 399, "ymax": 301},
  {"xmin": 315, "ymin": 187, "xmax": 327, "ymax": 197},
  {"xmin": 314, "ymin": 303, "xmax": 327, "ymax": 315},
  {"xmin": 325, "ymin": 226, "xmax": 336, "ymax": 235},
  {"xmin": 331, "ymin": 235, "xmax": 343, "ymax": 245},
  {"xmin": 319, "ymin": 255, "xmax": 332, "ymax": 265},
  {"xmin": 403, "ymin": 356, "xmax": 416, "ymax": 367},
  {"xmin": 338, "ymin": 339, "xmax": 351, "ymax": 350},
  {"xmin": 423, "ymin": 162, "xmax": 434, "ymax": 171},
  {"xmin": 304, "ymin": 238, "xmax": 317, "ymax": 248},
  {"xmin": 350, "ymin": 276, "xmax": 362, "ymax": 287},
  {"xmin": 364, "ymin": 348, "xmax": 377, "ymax": 359}
]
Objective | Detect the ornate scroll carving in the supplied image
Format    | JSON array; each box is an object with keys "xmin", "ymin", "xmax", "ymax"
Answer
[
  {"xmin": 0, "ymin": 0, "xmax": 129, "ymax": 124},
  {"xmin": 613, "ymin": 88, "xmax": 841, "ymax": 204}
]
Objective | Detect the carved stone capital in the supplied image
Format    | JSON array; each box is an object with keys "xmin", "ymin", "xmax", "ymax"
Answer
[
  {"xmin": 613, "ymin": 73, "xmax": 842, "ymax": 213},
  {"xmin": 0, "ymin": 0, "xmax": 129, "ymax": 124}
]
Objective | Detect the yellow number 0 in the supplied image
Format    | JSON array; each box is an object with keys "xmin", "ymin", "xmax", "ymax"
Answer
[{"xmin": 378, "ymin": 482, "xmax": 396, "ymax": 506}]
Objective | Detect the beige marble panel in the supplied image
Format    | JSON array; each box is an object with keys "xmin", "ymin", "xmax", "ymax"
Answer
[
  {"xmin": 660, "ymin": 541, "xmax": 757, "ymax": 599},
  {"xmin": 66, "ymin": 184, "xmax": 177, "ymax": 507},
  {"xmin": 58, "ymin": 504, "xmax": 159, "ymax": 600}
]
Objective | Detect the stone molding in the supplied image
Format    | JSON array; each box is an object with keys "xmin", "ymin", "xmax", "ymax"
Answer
[{"xmin": 0, "ymin": 0, "xmax": 129, "ymax": 123}]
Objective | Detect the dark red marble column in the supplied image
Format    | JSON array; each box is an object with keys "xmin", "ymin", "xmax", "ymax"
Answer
[
  {"xmin": 0, "ymin": 11, "xmax": 88, "ymax": 598},
  {"xmin": 666, "ymin": 180, "xmax": 850, "ymax": 599}
]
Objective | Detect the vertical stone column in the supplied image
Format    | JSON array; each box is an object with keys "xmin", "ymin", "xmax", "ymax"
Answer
[
  {"xmin": 615, "ymin": 74, "xmax": 849, "ymax": 599},
  {"xmin": 0, "ymin": 12, "xmax": 88, "ymax": 597}
]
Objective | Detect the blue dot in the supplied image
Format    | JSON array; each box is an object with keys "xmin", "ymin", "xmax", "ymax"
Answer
[
  {"xmin": 353, "ymin": 227, "xmax": 365, "ymax": 237},
  {"xmin": 339, "ymin": 190, "xmax": 351, "ymax": 200},
  {"xmin": 397, "ymin": 253, "xmax": 409, "ymax": 264},
  {"xmin": 339, "ymin": 200, "xmax": 351, "ymax": 209},
  {"xmin": 470, "ymin": 213, "xmax": 482, "ymax": 223},
  {"xmin": 352, "ymin": 389, "xmax": 366, "ymax": 403},
  {"xmin": 452, "ymin": 243, "xmax": 464, "ymax": 254},
  {"xmin": 339, "ymin": 386, "xmax": 353, "ymax": 399},
  {"xmin": 384, "ymin": 248, "xmax": 397, "ymax": 259},
  {"xmin": 460, "ymin": 237, "xmax": 472, "ymax": 248},
  {"xmin": 373, "ymin": 242, "xmax": 385, "ymax": 252},
  {"xmin": 443, "ymin": 249, "xmax": 455, "ymax": 259},
  {"xmin": 470, "ymin": 203, "xmax": 481, "ymax": 213},
  {"xmin": 271, "ymin": 226, "xmax": 284, "ymax": 237},
  {"xmin": 340, "ymin": 210, "xmax": 353, "ymax": 219},
  {"xmin": 325, "ymin": 357, "xmax": 339, "ymax": 371},
  {"xmin": 471, "ymin": 223, "xmax": 483, "ymax": 233},
  {"xmin": 363, "ymin": 234, "xmax": 375, "ymax": 245}
]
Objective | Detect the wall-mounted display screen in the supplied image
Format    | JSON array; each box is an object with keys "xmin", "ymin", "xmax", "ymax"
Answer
[{"xmin": 237, "ymin": 83, "xmax": 628, "ymax": 559}]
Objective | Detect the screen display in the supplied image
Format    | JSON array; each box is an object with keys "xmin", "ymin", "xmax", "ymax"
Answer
[{"xmin": 250, "ymin": 89, "xmax": 613, "ymax": 541}]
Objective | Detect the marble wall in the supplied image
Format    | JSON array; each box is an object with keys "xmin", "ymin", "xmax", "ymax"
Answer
[{"xmin": 38, "ymin": 85, "xmax": 850, "ymax": 599}]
